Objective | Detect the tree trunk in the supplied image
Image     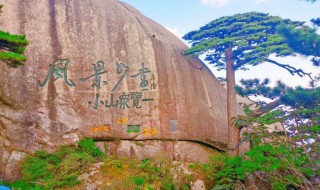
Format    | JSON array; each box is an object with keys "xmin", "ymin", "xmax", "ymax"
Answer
[{"xmin": 226, "ymin": 46, "xmax": 240, "ymax": 156}]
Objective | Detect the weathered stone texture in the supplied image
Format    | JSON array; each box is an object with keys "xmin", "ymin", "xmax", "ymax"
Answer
[
  {"xmin": 101, "ymin": 140, "xmax": 219, "ymax": 164},
  {"xmin": 0, "ymin": 0, "xmax": 244, "ymax": 180}
]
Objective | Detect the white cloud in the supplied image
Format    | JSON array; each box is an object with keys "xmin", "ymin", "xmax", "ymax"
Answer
[
  {"xmin": 165, "ymin": 27, "xmax": 184, "ymax": 39},
  {"xmin": 255, "ymin": 0, "xmax": 269, "ymax": 4},
  {"xmin": 165, "ymin": 27, "xmax": 190, "ymax": 46},
  {"xmin": 201, "ymin": 0, "xmax": 229, "ymax": 7}
]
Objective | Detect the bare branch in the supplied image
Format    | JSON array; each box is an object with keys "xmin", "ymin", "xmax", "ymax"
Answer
[{"xmin": 265, "ymin": 58, "xmax": 314, "ymax": 81}]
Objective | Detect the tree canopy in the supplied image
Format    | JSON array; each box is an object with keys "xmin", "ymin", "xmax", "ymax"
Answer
[
  {"xmin": 277, "ymin": 23, "xmax": 320, "ymax": 68},
  {"xmin": 0, "ymin": 4, "xmax": 28, "ymax": 67},
  {"xmin": 183, "ymin": 12, "xmax": 316, "ymax": 78},
  {"xmin": 278, "ymin": 25, "xmax": 320, "ymax": 57}
]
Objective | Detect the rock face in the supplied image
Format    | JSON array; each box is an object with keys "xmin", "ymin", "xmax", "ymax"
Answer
[
  {"xmin": 97, "ymin": 140, "xmax": 219, "ymax": 164},
  {"xmin": 191, "ymin": 180, "xmax": 206, "ymax": 190},
  {"xmin": 0, "ymin": 0, "xmax": 244, "ymax": 180}
]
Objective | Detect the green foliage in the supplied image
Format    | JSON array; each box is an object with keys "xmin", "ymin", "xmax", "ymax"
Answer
[
  {"xmin": 236, "ymin": 78, "xmax": 320, "ymax": 126},
  {"xmin": 102, "ymin": 155, "xmax": 197, "ymax": 190},
  {"xmin": 217, "ymin": 79, "xmax": 320, "ymax": 189},
  {"xmin": 200, "ymin": 153, "xmax": 227, "ymax": 185},
  {"xmin": 0, "ymin": 52, "xmax": 27, "ymax": 64},
  {"xmin": 183, "ymin": 12, "xmax": 305, "ymax": 71},
  {"xmin": 255, "ymin": 110, "xmax": 283, "ymax": 124},
  {"xmin": 138, "ymin": 158, "xmax": 159, "ymax": 173},
  {"xmin": 162, "ymin": 181, "xmax": 175, "ymax": 190},
  {"xmin": 133, "ymin": 177, "xmax": 145, "ymax": 186},
  {"xmin": 277, "ymin": 0, "xmax": 320, "ymax": 65},
  {"xmin": 104, "ymin": 157, "xmax": 123, "ymax": 169},
  {"xmin": 20, "ymin": 155, "xmax": 53, "ymax": 187},
  {"xmin": 244, "ymin": 144, "xmax": 316, "ymax": 188},
  {"xmin": 78, "ymin": 137, "xmax": 103, "ymax": 157},
  {"xmin": 6, "ymin": 138, "xmax": 102, "ymax": 190},
  {"xmin": 8, "ymin": 180, "xmax": 42, "ymax": 190},
  {"xmin": 236, "ymin": 78, "xmax": 288, "ymax": 100},
  {"xmin": 277, "ymin": 23, "xmax": 320, "ymax": 66},
  {"xmin": 213, "ymin": 156, "xmax": 245, "ymax": 189},
  {"xmin": 0, "ymin": 30, "xmax": 28, "ymax": 46},
  {"xmin": 0, "ymin": 4, "xmax": 29, "ymax": 67},
  {"xmin": 212, "ymin": 142, "xmax": 317, "ymax": 189},
  {"xmin": 281, "ymin": 86, "xmax": 320, "ymax": 109}
]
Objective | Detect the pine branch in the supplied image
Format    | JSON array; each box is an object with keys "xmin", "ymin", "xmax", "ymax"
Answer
[
  {"xmin": 250, "ymin": 99, "xmax": 281, "ymax": 117},
  {"xmin": 265, "ymin": 58, "xmax": 314, "ymax": 81}
]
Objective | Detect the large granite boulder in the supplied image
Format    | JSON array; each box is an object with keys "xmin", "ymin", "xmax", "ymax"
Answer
[{"xmin": 0, "ymin": 0, "xmax": 244, "ymax": 180}]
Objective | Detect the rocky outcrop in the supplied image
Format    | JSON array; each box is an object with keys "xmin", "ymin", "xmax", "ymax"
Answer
[
  {"xmin": 0, "ymin": 0, "xmax": 244, "ymax": 180},
  {"xmin": 97, "ymin": 140, "xmax": 219, "ymax": 164},
  {"xmin": 191, "ymin": 180, "xmax": 206, "ymax": 190}
]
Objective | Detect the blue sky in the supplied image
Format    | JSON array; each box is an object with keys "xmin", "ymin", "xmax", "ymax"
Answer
[{"xmin": 121, "ymin": 0, "xmax": 320, "ymax": 87}]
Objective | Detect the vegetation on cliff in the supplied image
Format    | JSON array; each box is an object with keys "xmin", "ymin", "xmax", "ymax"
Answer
[
  {"xmin": 0, "ymin": 4, "xmax": 28, "ymax": 67},
  {"xmin": 211, "ymin": 82, "xmax": 320, "ymax": 189},
  {"xmin": 0, "ymin": 138, "xmax": 103, "ymax": 189},
  {"xmin": 0, "ymin": 138, "xmax": 225, "ymax": 189}
]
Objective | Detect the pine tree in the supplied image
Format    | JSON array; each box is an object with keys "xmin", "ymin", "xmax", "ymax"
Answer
[{"xmin": 183, "ymin": 12, "xmax": 319, "ymax": 156}]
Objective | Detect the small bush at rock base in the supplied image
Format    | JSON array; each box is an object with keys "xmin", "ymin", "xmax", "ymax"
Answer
[{"xmin": 5, "ymin": 138, "xmax": 102, "ymax": 190}]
